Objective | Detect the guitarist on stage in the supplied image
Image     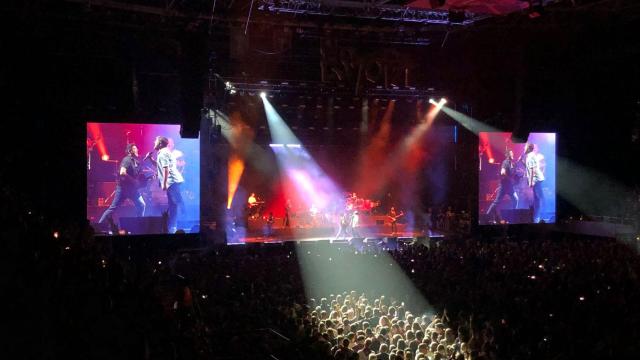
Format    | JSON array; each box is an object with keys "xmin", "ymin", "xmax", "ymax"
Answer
[
  {"xmin": 388, "ymin": 207, "xmax": 404, "ymax": 234},
  {"xmin": 485, "ymin": 149, "xmax": 519, "ymax": 223},
  {"xmin": 98, "ymin": 143, "xmax": 146, "ymax": 224}
]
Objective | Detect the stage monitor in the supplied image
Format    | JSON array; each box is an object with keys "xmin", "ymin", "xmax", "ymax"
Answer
[
  {"xmin": 86, "ymin": 123, "xmax": 200, "ymax": 235},
  {"xmin": 478, "ymin": 132, "xmax": 556, "ymax": 225}
]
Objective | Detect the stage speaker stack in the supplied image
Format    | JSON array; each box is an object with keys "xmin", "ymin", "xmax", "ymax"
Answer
[{"xmin": 179, "ymin": 31, "xmax": 207, "ymax": 139}]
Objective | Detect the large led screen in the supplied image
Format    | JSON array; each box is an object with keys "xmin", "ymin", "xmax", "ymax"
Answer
[
  {"xmin": 87, "ymin": 123, "xmax": 200, "ymax": 234},
  {"xmin": 478, "ymin": 132, "xmax": 556, "ymax": 225}
]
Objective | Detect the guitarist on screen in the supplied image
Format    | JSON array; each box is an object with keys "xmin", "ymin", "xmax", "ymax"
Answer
[
  {"xmin": 98, "ymin": 143, "xmax": 146, "ymax": 224},
  {"xmin": 485, "ymin": 149, "xmax": 519, "ymax": 224}
]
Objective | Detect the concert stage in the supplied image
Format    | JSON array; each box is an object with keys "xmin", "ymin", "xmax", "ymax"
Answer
[{"xmin": 226, "ymin": 222, "xmax": 444, "ymax": 246}]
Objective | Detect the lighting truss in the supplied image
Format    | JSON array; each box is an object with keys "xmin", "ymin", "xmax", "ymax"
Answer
[
  {"xmin": 223, "ymin": 79, "xmax": 442, "ymax": 99},
  {"xmin": 258, "ymin": 0, "xmax": 487, "ymax": 25}
]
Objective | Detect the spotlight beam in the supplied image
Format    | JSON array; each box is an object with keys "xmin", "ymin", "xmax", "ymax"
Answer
[
  {"xmin": 263, "ymin": 96, "xmax": 345, "ymax": 216},
  {"xmin": 356, "ymin": 102, "xmax": 443, "ymax": 197},
  {"xmin": 440, "ymin": 105, "xmax": 501, "ymax": 135},
  {"xmin": 212, "ymin": 109, "xmax": 274, "ymax": 175},
  {"xmin": 261, "ymin": 96, "xmax": 300, "ymax": 145},
  {"xmin": 227, "ymin": 154, "xmax": 245, "ymax": 209}
]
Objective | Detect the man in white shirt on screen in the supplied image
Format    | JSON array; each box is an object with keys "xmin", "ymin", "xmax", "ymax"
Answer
[
  {"xmin": 525, "ymin": 143, "xmax": 545, "ymax": 223},
  {"xmin": 154, "ymin": 136, "xmax": 185, "ymax": 233}
]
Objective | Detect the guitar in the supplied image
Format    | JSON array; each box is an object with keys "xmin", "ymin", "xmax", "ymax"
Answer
[
  {"xmin": 512, "ymin": 161, "xmax": 526, "ymax": 183},
  {"xmin": 387, "ymin": 212, "xmax": 405, "ymax": 223},
  {"xmin": 120, "ymin": 170, "xmax": 154, "ymax": 189},
  {"xmin": 512, "ymin": 151, "xmax": 529, "ymax": 181}
]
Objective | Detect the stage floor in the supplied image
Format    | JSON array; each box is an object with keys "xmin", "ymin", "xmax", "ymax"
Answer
[{"xmin": 226, "ymin": 226, "xmax": 444, "ymax": 245}]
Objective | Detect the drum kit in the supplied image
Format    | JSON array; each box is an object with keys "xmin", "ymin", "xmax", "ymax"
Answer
[{"xmin": 345, "ymin": 193, "xmax": 380, "ymax": 214}]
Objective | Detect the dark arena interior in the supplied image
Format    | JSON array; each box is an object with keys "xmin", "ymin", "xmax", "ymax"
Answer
[{"xmin": 5, "ymin": 1, "xmax": 640, "ymax": 359}]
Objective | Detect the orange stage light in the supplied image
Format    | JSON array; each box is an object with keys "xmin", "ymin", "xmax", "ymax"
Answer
[{"xmin": 227, "ymin": 154, "xmax": 245, "ymax": 209}]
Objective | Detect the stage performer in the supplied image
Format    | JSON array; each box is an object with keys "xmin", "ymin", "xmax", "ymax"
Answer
[
  {"xmin": 350, "ymin": 210, "xmax": 361, "ymax": 237},
  {"xmin": 266, "ymin": 212, "xmax": 275, "ymax": 237},
  {"xmin": 388, "ymin": 207, "xmax": 399, "ymax": 234},
  {"xmin": 525, "ymin": 143, "xmax": 545, "ymax": 223},
  {"xmin": 154, "ymin": 136, "xmax": 185, "ymax": 233},
  {"xmin": 334, "ymin": 212, "xmax": 349, "ymax": 241},
  {"xmin": 98, "ymin": 143, "xmax": 146, "ymax": 224},
  {"xmin": 485, "ymin": 149, "xmax": 519, "ymax": 223},
  {"xmin": 248, "ymin": 193, "xmax": 257, "ymax": 207}
]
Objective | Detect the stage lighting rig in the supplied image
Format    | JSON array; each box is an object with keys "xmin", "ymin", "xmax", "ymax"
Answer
[{"xmin": 258, "ymin": 0, "xmax": 486, "ymax": 25}]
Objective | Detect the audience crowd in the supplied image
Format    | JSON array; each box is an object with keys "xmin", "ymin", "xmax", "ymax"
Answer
[{"xmin": 4, "ymin": 182, "xmax": 640, "ymax": 359}]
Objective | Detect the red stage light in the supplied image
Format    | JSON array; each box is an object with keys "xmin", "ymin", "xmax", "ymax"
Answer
[{"xmin": 101, "ymin": 154, "xmax": 110, "ymax": 161}]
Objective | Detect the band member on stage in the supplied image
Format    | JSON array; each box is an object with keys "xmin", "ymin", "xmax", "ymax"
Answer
[
  {"xmin": 486, "ymin": 150, "xmax": 519, "ymax": 223},
  {"xmin": 266, "ymin": 212, "xmax": 275, "ymax": 237},
  {"xmin": 422, "ymin": 207, "xmax": 433, "ymax": 235},
  {"xmin": 248, "ymin": 193, "xmax": 257, "ymax": 207},
  {"xmin": 525, "ymin": 143, "xmax": 545, "ymax": 223},
  {"xmin": 98, "ymin": 143, "xmax": 146, "ymax": 224},
  {"xmin": 154, "ymin": 136, "xmax": 185, "ymax": 233},
  {"xmin": 247, "ymin": 192, "xmax": 259, "ymax": 219},
  {"xmin": 334, "ymin": 212, "xmax": 349, "ymax": 241},
  {"xmin": 350, "ymin": 210, "xmax": 361, "ymax": 237},
  {"xmin": 388, "ymin": 207, "xmax": 402, "ymax": 234},
  {"xmin": 308, "ymin": 203, "xmax": 319, "ymax": 227},
  {"xmin": 309, "ymin": 203, "xmax": 318, "ymax": 217}
]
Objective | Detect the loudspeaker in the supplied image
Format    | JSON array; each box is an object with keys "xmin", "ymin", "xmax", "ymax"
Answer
[
  {"xmin": 209, "ymin": 124, "xmax": 222, "ymax": 144},
  {"xmin": 501, "ymin": 209, "xmax": 533, "ymax": 224},
  {"xmin": 119, "ymin": 216, "xmax": 165, "ymax": 234},
  {"xmin": 179, "ymin": 31, "xmax": 207, "ymax": 139}
]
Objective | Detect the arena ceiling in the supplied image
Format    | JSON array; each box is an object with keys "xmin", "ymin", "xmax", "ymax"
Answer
[
  {"xmin": 406, "ymin": 0, "xmax": 530, "ymax": 15},
  {"xmin": 47, "ymin": 0, "xmax": 639, "ymax": 29}
]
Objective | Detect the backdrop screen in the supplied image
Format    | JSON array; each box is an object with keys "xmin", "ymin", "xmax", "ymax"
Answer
[
  {"xmin": 86, "ymin": 123, "xmax": 200, "ymax": 234},
  {"xmin": 478, "ymin": 132, "xmax": 556, "ymax": 225}
]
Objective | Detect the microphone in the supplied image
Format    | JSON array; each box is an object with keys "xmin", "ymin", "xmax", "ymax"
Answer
[{"xmin": 143, "ymin": 151, "xmax": 153, "ymax": 161}]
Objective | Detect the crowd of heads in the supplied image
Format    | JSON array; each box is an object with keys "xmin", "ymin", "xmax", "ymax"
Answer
[
  {"xmin": 3, "ymin": 179, "xmax": 640, "ymax": 359},
  {"xmin": 297, "ymin": 292, "xmax": 493, "ymax": 360}
]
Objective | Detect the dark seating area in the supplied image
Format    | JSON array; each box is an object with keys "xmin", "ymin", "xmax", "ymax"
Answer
[{"xmin": 5, "ymin": 183, "xmax": 640, "ymax": 359}]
